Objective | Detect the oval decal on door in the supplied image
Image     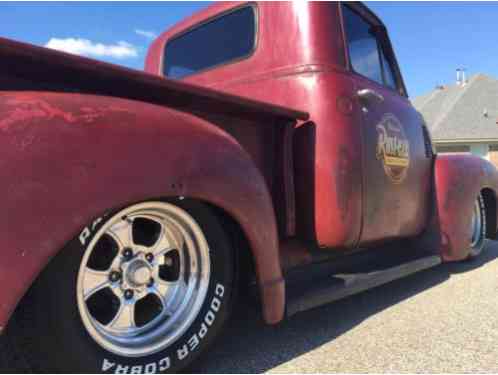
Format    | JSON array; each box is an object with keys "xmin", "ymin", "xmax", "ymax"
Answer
[{"xmin": 376, "ymin": 113, "xmax": 410, "ymax": 184}]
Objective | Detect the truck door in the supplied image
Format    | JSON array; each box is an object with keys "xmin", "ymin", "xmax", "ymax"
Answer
[{"xmin": 341, "ymin": 4, "xmax": 432, "ymax": 245}]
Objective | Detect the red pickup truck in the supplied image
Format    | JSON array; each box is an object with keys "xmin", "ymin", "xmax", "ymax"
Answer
[{"xmin": 1, "ymin": 1, "xmax": 497, "ymax": 373}]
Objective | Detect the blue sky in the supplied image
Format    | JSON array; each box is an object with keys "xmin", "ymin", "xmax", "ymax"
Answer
[{"xmin": 1, "ymin": 1, "xmax": 497, "ymax": 98}]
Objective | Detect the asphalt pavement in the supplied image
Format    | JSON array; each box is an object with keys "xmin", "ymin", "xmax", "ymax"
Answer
[
  {"xmin": 2, "ymin": 241, "xmax": 498, "ymax": 373},
  {"xmin": 194, "ymin": 240, "xmax": 498, "ymax": 373}
]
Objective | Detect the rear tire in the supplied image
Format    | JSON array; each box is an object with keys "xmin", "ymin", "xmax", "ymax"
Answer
[
  {"xmin": 468, "ymin": 193, "xmax": 486, "ymax": 259},
  {"xmin": 8, "ymin": 200, "xmax": 235, "ymax": 373}
]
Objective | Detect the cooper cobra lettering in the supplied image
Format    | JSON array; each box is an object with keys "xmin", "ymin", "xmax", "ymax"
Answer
[{"xmin": 101, "ymin": 283, "xmax": 225, "ymax": 374}]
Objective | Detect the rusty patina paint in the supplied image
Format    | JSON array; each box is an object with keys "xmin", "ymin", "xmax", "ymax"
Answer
[
  {"xmin": 433, "ymin": 154, "xmax": 498, "ymax": 261},
  {"xmin": 0, "ymin": 91, "xmax": 284, "ymax": 326},
  {"xmin": 0, "ymin": 93, "xmax": 133, "ymax": 127},
  {"xmin": 3, "ymin": 1, "xmax": 498, "ymax": 332}
]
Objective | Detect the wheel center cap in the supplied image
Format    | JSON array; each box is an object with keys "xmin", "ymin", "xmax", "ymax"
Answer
[{"xmin": 126, "ymin": 260, "xmax": 152, "ymax": 286}]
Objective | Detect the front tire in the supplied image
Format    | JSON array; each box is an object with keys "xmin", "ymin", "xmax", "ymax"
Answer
[
  {"xmin": 468, "ymin": 193, "xmax": 486, "ymax": 259},
  {"xmin": 8, "ymin": 200, "xmax": 235, "ymax": 373}
]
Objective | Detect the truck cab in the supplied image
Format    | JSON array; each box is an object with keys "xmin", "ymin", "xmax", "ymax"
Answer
[{"xmin": 146, "ymin": 2, "xmax": 433, "ymax": 250}]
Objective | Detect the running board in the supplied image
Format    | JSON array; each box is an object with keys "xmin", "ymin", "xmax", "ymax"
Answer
[{"xmin": 286, "ymin": 254, "xmax": 441, "ymax": 317}]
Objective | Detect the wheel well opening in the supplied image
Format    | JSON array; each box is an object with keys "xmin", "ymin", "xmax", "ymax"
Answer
[
  {"xmin": 203, "ymin": 203, "xmax": 257, "ymax": 298},
  {"xmin": 8, "ymin": 197, "xmax": 260, "ymax": 333},
  {"xmin": 481, "ymin": 188, "xmax": 497, "ymax": 239},
  {"xmin": 161, "ymin": 198, "xmax": 257, "ymax": 298}
]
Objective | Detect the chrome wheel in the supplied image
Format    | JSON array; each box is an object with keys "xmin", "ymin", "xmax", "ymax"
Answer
[
  {"xmin": 76, "ymin": 202, "xmax": 211, "ymax": 357},
  {"xmin": 469, "ymin": 194, "xmax": 486, "ymax": 258}
]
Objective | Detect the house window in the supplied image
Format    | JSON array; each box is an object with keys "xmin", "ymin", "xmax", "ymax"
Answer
[
  {"xmin": 488, "ymin": 145, "xmax": 498, "ymax": 167},
  {"xmin": 163, "ymin": 6, "xmax": 256, "ymax": 79},
  {"xmin": 436, "ymin": 145, "xmax": 470, "ymax": 153}
]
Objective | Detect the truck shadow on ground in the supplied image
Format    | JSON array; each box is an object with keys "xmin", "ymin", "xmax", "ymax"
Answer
[{"xmin": 193, "ymin": 241, "xmax": 498, "ymax": 373}]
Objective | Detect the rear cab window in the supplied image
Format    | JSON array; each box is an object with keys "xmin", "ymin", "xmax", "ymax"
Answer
[
  {"xmin": 163, "ymin": 5, "xmax": 256, "ymax": 79},
  {"xmin": 341, "ymin": 4, "xmax": 402, "ymax": 93}
]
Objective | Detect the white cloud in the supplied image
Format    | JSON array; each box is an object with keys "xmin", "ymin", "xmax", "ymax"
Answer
[
  {"xmin": 134, "ymin": 29, "xmax": 157, "ymax": 40},
  {"xmin": 45, "ymin": 38, "xmax": 138, "ymax": 59}
]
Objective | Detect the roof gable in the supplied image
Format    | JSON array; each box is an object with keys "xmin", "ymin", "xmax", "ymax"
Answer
[{"xmin": 412, "ymin": 74, "xmax": 498, "ymax": 141}]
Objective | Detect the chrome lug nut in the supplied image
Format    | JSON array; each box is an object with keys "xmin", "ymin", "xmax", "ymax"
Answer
[
  {"xmin": 164, "ymin": 256, "xmax": 173, "ymax": 267},
  {"xmin": 124, "ymin": 289, "xmax": 134, "ymax": 300},
  {"xmin": 145, "ymin": 253, "xmax": 154, "ymax": 263},
  {"xmin": 109, "ymin": 271, "xmax": 121, "ymax": 283},
  {"xmin": 122, "ymin": 248, "xmax": 133, "ymax": 260}
]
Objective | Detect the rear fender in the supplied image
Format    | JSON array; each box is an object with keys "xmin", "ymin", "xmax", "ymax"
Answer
[
  {"xmin": 0, "ymin": 92, "xmax": 284, "ymax": 328},
  {"xmin": 433, "ymin": 153, "xmax": 498, "ymax": 261}
]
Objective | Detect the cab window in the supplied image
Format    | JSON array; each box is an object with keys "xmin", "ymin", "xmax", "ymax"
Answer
[
  {"xmin": 342, "ymin": 5, "xmax": 399, "ymax": 91},
  {"xmin": 164, "ymin": 6, "xmax": 256, "ymax": 79},
  {"xmin": 380, "ymin": 46, "xmax": 397, "ymax": 90}
]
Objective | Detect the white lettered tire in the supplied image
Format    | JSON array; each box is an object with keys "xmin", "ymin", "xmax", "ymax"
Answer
[
  {"xmin": 468, "ymin": 193, "xmax": 487, "ymax": 259},
  {"xmin": 8, "ymin": 200, "xmax": 235, "ymax": 373}
]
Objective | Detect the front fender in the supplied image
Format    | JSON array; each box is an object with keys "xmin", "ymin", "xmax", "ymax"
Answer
[
  {"xmin": 433, "ymin": 153, "xmax": 498, "ymax": 261},
  {"xmin": 0, "ymin": 91, "xmax": 284, "ymax": 329}
]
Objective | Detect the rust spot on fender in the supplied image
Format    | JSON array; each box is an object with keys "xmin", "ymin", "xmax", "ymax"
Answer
[
  {"xmin": 0, "ymin": 95, "xmax": 76, "ymax": 129},
  {"xmin": 0, "ymin": 94, "xmax": 132, "ymax": 130}
]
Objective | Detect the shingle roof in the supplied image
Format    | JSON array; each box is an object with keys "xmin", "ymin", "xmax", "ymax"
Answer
[{"xmin": 412, "ymin": 74, "xmax": 498, "ymax": 141}]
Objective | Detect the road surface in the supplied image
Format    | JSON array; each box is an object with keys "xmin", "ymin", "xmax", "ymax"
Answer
[
  {"xmin": 194, "ymin": 241, "xmax": 498, "ymax": 373},
  {"xmin": 2, "ymin": 241, "xmax": 498, "ymax": 373}
]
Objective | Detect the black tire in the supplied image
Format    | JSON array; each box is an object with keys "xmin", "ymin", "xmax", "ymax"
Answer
[
  {"xmin": 7, "ymin": 200, "xmax": 235, "ymax": 373},
  {"xmin": 468, "ymin": 193, "xmax": 487, "ymax": 259}
]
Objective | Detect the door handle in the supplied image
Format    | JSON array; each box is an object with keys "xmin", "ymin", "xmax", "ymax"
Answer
[{"xmin": 357, "ymin": 88, "xmax": 384, "ymax": 104}]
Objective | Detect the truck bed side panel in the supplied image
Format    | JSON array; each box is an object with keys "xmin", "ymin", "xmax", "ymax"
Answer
[{"xmin": 0, "ymin": 91, "xmax": 286, "ymax": 327}]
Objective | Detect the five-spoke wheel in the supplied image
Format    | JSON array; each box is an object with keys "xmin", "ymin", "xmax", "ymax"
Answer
[
  {"xmin": 8, "ymin": 200, "xmax": 234, "ymax": 373},
  {"xmin": 77, "ymin": 202, "xmax": 211, "ymax": 357}
]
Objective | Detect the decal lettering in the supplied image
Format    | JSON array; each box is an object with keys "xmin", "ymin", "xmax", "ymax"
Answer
[
  {"xmin": 376, "ymin": 114, "xmax": 410, "ymax": 184},
  {"xmin": 101, "ymin": 283, "xmax": 226, "ymax": 373},
  {"xmin": 198, "ymin": 322, "xmax": 208, "ymax": 339},
  {"xmin": 79, "ymin": 217, "xmax": 104, "ymax": 245},
  {"xmin": 114, "ymin": 364, "xmax": 129, "ymax": 374},
  {"xmin": 205, "ymin": 310, "xmax": 215, "ymax": 326},
  {"xmin": 177, "ymin": 345, "xmax": 189, "ymax": 360},
  {"xmin": 102, "ymin": 359, "xmax": 115, "ymax": 372},
  {"xmin": 176, "ymin": 283, "xmax": 226, "ymax": 362},
  {"xmin": 158, "ymin": 357, "xmax": 170, "ymax": 371},
  {"xmin": 215, "ymin": 284, "xmax": 225, "ymax": 297},
  {"xmin": 130, "ymin": 366, "xmax": 142, "ymax": 374},
  {"xmin": 102, "ymin": 358, "xmax": 169, "ymax": 374},
  {"xmin": 211, "ymin": 297, "xmax": 221, "ymax": 312},
  {"xmin": 144, "ymin": 363, "xmax": 157, "ymax": 374},
  {"xmin": 188, "ymin": 334, "xmax": 200, "ymax": 351},
  {"xmin": 79, "ymin": 228, "xmax": 91, "ymax": 247}
]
